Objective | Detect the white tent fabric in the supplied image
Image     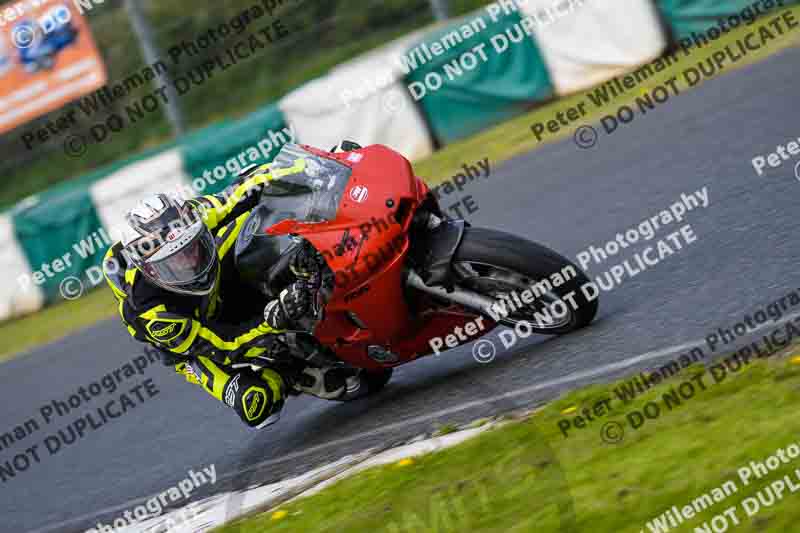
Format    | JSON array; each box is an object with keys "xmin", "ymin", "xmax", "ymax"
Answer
[
  {"xmin": 519, "ymin": 0, "xmax": 667, "ymax": 95},
  {"xmin": 90, "ymin": 148, "xmax": 191, "ymax": 243},
  {"xmin": 0, "ymin": 213, "xmax": 44, "ymax": 320},
  {"xmin": 279, "ymin": 33, "xmax": 434, "ymax": 161}
]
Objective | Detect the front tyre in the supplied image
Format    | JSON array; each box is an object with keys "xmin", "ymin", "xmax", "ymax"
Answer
[{"xmin": 452, "ymin": 227, "xmax": 598, "ymax": 335}]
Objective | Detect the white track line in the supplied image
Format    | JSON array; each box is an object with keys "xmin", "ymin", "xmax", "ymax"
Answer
[
  {"xmin": 236, "ymin": 310, "xmax": 800, "ymax": 472},
  {"xmin": 30, "ymin": 311, "xmax": 800, "ymax": 532}
]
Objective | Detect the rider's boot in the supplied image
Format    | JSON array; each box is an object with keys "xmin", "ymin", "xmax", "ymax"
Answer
[{"xmin": 293, "ymin": 366, "xmax": 367, "ymax": 401}]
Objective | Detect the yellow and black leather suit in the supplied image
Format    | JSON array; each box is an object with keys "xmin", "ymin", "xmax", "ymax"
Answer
[{"xmin": 103, "ymin": 169, "xmax": 287, "ymax": 428}]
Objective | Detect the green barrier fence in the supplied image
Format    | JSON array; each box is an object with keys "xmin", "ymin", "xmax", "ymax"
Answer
[
  {"xmin": 404, "ymin": 10, "xmax": 553, "ymax": 145},
  {"xmin": 5, "ymin": 0, "xmax": 798, "ymax": 316},
  {"xmin": 12, "ymin": 179, "xmax": 105, "ymax": 303},
  {"xmin": 181, "ymin": 104, "xmax": 290, "ymax": 194},
  {"xmin": 655, "ymin": 0, "xmax": 798, "ymax": 40}
]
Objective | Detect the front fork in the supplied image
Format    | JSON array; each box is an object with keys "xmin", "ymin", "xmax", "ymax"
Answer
[
  {"xmin": 405, "ymin": 216, "xmax": 516, "ymax": 326},
  {"xmin": 407, "ymin": 211, "xmax": 469, "ymax": 288},
  {"xmin": 405, "ymin": 269, "xmax": 508, "ymax": 326}
]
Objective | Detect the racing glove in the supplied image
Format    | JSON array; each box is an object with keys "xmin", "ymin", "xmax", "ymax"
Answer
[
  {"xmin": 264, "ymin": 278, "xmax": 319, "ymax": 330},
  {"xmin": 290, "ymin": 242, "xmax": 324, "ymax": 279}
]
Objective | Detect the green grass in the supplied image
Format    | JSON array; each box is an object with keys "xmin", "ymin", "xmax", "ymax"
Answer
[
  {"xmin": 0, "ymin": 288, "xmax": 116, "ymax": 363},
  {"xmin": 2, "ymin": 9, "xmax": 798, "ymax": 361},
  {"xmin": 216, "ymin": 351, "xmax": 800, "ymax": 533}
]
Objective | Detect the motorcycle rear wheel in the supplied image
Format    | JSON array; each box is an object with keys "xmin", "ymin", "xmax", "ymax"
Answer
[{"xmin": 452, "ymin": 227, "xmax": 598, "ymax": 335}]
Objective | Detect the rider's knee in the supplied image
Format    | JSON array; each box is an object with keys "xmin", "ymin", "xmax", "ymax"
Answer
[{"xmin": 224, "ymin": 368, "xmax": 286, "ymax": 428}]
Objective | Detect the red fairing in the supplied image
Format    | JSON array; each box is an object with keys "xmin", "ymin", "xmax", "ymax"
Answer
[{"xmin": 267, "ymin": 144, "xmax": 487, "ymax": 370}]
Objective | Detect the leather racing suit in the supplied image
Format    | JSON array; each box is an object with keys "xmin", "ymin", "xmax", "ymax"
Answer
[{"xmin": 102, "ymin": 168, "xmax": 295, "ymax": 428}]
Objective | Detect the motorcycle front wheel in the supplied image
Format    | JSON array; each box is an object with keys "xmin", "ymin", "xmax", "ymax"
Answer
[{"xmin": 452, "ymin": 227, "xmax": 598, "ymax": 335}]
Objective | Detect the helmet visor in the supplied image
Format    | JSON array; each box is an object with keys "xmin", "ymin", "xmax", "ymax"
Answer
[{"xmin": 140, "ymin": 221, "xmax": 216, "ymax": 293}]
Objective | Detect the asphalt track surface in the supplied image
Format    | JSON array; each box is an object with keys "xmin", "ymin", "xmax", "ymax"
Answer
[{"xmin": 2, "ymin": 46, "xmax": 800, "ymax": 533}]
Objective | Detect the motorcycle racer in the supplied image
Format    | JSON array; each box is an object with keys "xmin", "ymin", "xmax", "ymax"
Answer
[{"xmin": 101, "ymin": 164, "xmax": 349, "ymax": 428}]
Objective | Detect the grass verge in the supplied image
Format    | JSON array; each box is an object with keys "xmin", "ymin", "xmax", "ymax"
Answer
[
  {"xmin": 0, "ymin": 289, "xmax": 116, "ymax": 363},
  {"xmin": 2, "ymin": 9, "xmax": 798, "ymax": 361},
  {"xmin": 216, "ymin": 349, "xmax": 800, "ymax": 533}
]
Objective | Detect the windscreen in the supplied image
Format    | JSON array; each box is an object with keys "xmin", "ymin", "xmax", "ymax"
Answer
[{"xmin": 261, "ymin": 144, "xmax": 352, "ymax": 224}]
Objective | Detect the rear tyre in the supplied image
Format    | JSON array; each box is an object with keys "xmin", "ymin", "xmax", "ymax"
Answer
[{"xmin": 452, "ymin": 227, "xmax": 598, "ymax": 335}]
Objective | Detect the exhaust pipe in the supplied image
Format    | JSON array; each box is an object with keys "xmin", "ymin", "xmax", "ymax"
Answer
[{"xmin": 406, "ymin": 270, "xmax": 498, "ymax": 318}]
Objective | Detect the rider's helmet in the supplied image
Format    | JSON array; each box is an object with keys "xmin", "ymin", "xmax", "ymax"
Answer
[{"xmin": 120, "ymin": 194, "xmax": 218, "ymax": 296}]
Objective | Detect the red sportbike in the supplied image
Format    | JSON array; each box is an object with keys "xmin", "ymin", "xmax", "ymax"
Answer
[{"xmin": 233, "ymin": 142, "xmax": 598, "ymax": 398}]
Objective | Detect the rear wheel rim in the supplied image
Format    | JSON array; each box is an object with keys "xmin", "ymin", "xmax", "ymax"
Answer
[{"xmin": 453, "ymin": 261, "xmax": 574, "ymax": 330}]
